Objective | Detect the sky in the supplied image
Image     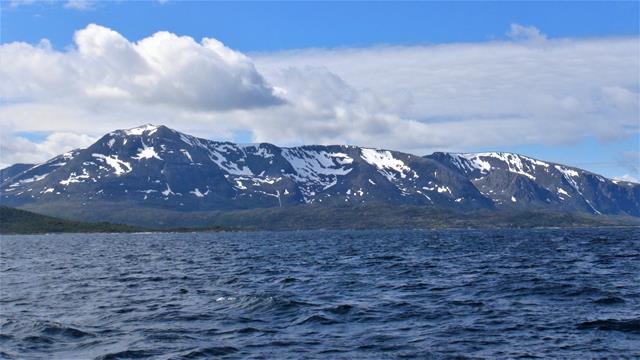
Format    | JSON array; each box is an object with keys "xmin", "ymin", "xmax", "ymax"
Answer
[{"xmin": 1, "ymin": 1, "xmax": 639, "ymax": 181}]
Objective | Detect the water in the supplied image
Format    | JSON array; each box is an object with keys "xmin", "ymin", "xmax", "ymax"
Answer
[{"xmin": 1, "ymin": 228, "xmax": 639, "ymax": 359}]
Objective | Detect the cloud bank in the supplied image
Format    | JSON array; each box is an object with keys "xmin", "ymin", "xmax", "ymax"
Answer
[
  {"xmin": 0, "ymin": 24, "xmax": 638, "ymax": 173},
  {"xmin": 255, "ymin": 35, "xmax": 639, "ymax": 151}
]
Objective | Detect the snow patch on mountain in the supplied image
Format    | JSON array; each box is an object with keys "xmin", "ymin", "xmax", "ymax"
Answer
[
  {"xmin": 180, "ymin": 149, "xmax": 193, "ymax": 163},
  {"xmin": 553, "ymin": 165, "xmax": 604, "ymax": 214},
  {"xmin": 208, "ymin": 150, "xmax": 253, "ymax": 176},
  {"xmin": 555, "ymin": 165, "xmax": 581, "ymax": 190},
  {"xmin": 29, "ymin": 151, "xmax": 79, "ymax": 173},
  {"xmin": 249, "ymin": 176, "xmax": 281, "ymax": 186},
  {"xmin": 197, "ymin": 142, "xmax": 253, "ymax": 176},
  {"xmin": 361, "ymin": 148, "xmax": 410, "ymax": 181},
  {"xmin": 60, "ymin": 169, "xmax": 91, "ymax": 186},
  {"xmin": 178, "ymin": 133, "xmax": 196, "ymax": 147},
  {"xmin": 162, "ymin": 183, "xmax": 175, "ymax": 196},
  {"xmin": 240, "ymin": 144, "xmax": 275, "ymax": 158},
  {"xmin": 170, "ymin": 132, "xmax": 256, "ymax": 175},
  {"xmin": 332, "ymin": 153, "xmax": 354, "ymax": 165},
  {"xmin": 133, "ymin": 146, "xmax": 162, "ymax": 161},
  {"xmin": 124, "ymin": 124, "xmax": 159, "ymax": 136},
  {"xmin": 137, "ymin": 189, "xmax": 157, "ymax": 194},
  {"xmin": 10, "ymin": 174, "xmax": 47, "ymax": 187},
  {"xmin": 190, "ymin": 188, "xmax": 205, "ymax": 197},
  {"xmin": 283, "ymin": 149, "xmax": 353, "ymax": 177},
  {"xmin": 448, "ymin": 154, "xmax": 491, "ymax": 173},
  {"xmin": 281, "ymin": 148, "xmax": 353, "ymax": 199},
  {"xmin": 61, "ymin": 151, "xmax": 77, "ymax": 161},
  {"xmin": 555, "ymin": 165, "xmax": 580, "ymax": 178},
  {"xmin": 449, "ymin": 152, "xmax": 549, "ymax": 180},
  {"xmin": 234, "ymin": 180, "xmax": 248, "ymax": 190},
  {"xmin": 92, "ymin": 154, "xmax": 132, "ymax": 175}
]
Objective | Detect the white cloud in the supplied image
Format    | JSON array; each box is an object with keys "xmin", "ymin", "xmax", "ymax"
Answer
[
  {"xmin": 616, "ymin": 151, "xmax": 640, "ymax": 175},
  {"xmin": 63, "ymin": 0, "xmax": 93, "ymax": 10},
  {"xmin": 0, "ymin": 24, "xmax": 283, "ymax": 112},
  {"xmin": 507, "ymin": 23, "xmax": 547, "ymax": 43},
  {"xmin": 0, "ymin": 132, "xmax": 96, "ymax": 168},
  {"xmin": 0, "ymin": 24, "xmax": 638, "ymax": 170},
  {"xmin": 614, "ymin": 174, "xmax": 639, "ymax": 184},
  {"xmin": 253, "ymin": 35, "xmax": 639, "ymax": 152}
]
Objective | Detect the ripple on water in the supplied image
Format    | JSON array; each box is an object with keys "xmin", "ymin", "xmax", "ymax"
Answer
[
  {"xmin": 0, "ymin": 227, "xmax": 639, "ymax": 358},
  {"xmin": 577, "ymin": 318, "xmax": 640, "ymax": 333},
  {"xmin": 37, "ymin": 322, "xmax": 95, "ymax": 339},
  {"xmin": 181, "ymin": 346, "xmax": 239, "ymax": 358}
]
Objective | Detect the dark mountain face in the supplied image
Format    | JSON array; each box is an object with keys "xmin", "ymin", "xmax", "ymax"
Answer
[
  {"xmin": 427, "ymin": 152, "xmax": 640, "ymax": 216},
  {"xmin": 1, "ymin": 125, "xmax": 638, "ymax": 218},
  {"xmin": 1, "ymin": 164, "xmax": 34, "ymax": 184}
]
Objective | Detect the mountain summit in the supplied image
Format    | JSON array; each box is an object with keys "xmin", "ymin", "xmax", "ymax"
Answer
[{"xmin": 1, "ymin": 124, "xmax": 638, "ymax": 226}]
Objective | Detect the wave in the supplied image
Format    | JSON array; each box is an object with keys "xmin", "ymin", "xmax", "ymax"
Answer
[{"xmin": 577, "ymin": 319, "xmax": 640, "ymax": 333}]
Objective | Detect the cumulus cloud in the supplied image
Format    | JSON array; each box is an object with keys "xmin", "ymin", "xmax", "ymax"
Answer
[
  {"xmin": 0, "ymin": 24, "xmax": 638, "ymax": 172},
  {"xmin": 0, "ymin": 24, "xmax": 283, "ymax": 112},
  {"xmin": 0, "ymin": 132, "xmax": 96, "ymax": 168}
]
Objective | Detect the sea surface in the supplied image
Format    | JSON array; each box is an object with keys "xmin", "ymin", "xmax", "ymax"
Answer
[{"xmin": 1, "ymin": 228, "xmax": 639, "ymax": 359}]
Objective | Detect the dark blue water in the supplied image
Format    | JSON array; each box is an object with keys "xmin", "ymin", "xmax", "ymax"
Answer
[{"xmin": 1, "ymin": 228, "xmax": 639, "ymax": 359}]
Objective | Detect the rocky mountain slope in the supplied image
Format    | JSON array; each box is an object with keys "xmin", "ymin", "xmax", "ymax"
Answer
[
  {"xmin": 1, "ymin": 125, "xmax": 638, "ymax": 223},
  {"xmin": 428, "ymin": 152, "xmax": 639, "ymax": 216}
]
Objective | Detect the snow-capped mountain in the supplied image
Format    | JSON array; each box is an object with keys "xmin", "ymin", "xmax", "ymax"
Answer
[
  {"xmin": 1, "ymin": 125, "xmax": 638, "ymax": 219},
  {"xmin": 428, "ymin": 152, "xmax": 639, "ymax": 216}
]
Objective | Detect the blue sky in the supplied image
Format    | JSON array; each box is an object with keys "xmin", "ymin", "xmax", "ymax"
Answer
[
  {"xmin": 1, "ymin": 1, "xmax": 639, "ymax": 180},
  {"xmin": 3, "ymin": 1, "xmax": 639, "ymax": 51}
]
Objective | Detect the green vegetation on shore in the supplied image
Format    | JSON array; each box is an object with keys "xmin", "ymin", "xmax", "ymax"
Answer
[
  {"xmin": 3, "ymin": 203, "xmax": 638, "ymax": 234},
  {"xmin": 0, "ymin": 206, "xmax": 243, "ymax": 234},
  {"xmin": 0, "ymin": 206, "xmax": 145, "ymax": 234}
]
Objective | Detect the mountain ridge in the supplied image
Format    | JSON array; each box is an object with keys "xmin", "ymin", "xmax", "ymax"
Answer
[{"xmin": 1, "ymin": 124, "xmax": 638, "ymax": 227}]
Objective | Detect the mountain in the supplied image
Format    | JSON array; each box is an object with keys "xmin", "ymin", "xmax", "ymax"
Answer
[
  {"xmin": 428, "ymin": 152, "xmax": 640, "ymax": 216},
  {"xmin": 1, "ymin": 124, "xmax": 638, "ymax": 228}
]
